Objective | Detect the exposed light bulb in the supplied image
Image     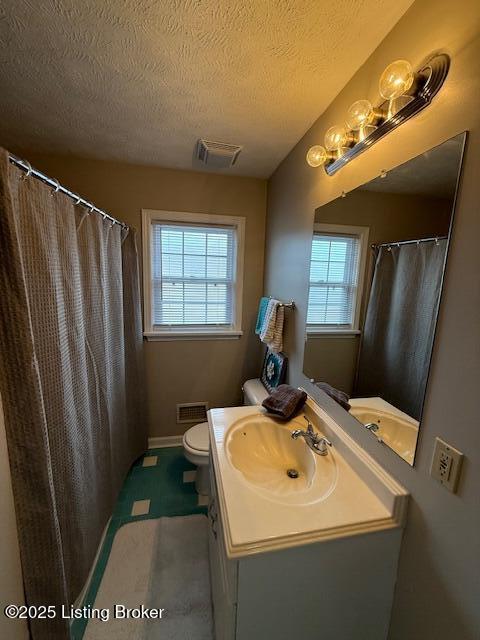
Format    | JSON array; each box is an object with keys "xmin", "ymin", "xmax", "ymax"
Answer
[
  {"xmin": 379, "ymin": 59, "xmax": 414, "ymax": 120},
  {"xmin": 345, "ymin": 99, "xmax": 378, "ymax": 141},
  {"xmin": 306, "ymin": 145, "xmax": 328, "ymax": 167},
  {"xmin": 379, "ymin": 60, "xmax": 414, "ymax": 100},
  {"xmin": 346, "ymin": 100, "xmax": 375, "ymax": 130},
  {"xmin": 324, "ymin": 125, "xmax": 348, "ymax": 152}
]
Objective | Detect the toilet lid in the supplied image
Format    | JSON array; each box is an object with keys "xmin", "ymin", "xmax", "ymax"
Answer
[{"xmin": 185, "ymin": 422, "xmax": 210, "ymax": 453}]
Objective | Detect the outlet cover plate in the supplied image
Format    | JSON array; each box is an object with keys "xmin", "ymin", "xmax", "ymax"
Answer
[{"xmin": 430, "ymin": 437, "xmax": 464, "ymax": 493}]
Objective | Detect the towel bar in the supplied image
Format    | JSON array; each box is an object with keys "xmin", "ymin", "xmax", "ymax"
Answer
[{"xmin": 269, "ymin": 297, "xmax": 295, "ymax": 309}]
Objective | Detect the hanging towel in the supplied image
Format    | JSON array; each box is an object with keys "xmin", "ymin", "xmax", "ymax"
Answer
[
  {"xmin": 262, "ymin": 384, "xmax": 307, "ymax": 420},
  {"xmin": 255, "ymin": 296, "xmax": 270, "ymax": 335},
  {"xmin": 259, "ymin": 299, "xmax": 284, "ymax": 353}
]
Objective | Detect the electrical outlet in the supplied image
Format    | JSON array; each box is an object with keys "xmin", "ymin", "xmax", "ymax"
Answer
[{"xmin": 430, "ymin": 437, "xmax": 464, "ymax": 493}]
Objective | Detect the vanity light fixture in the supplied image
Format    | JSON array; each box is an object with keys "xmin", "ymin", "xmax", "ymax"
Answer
[{"xmin": 306, "ymin": 53, "xmax": 450, "ymax": 175}]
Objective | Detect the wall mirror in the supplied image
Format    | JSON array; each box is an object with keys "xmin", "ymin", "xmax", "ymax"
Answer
[{"xmin": 303, "ymin": 133, "xmax": 466, "ymax": 465}]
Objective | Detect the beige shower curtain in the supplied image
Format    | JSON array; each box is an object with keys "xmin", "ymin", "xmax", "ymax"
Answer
[
  {"xmin": 355, "ymin": 240, "xmax": 447, "ymax": 420},
  {"xmin": 0, "ymin": 149, "xmax": 146, "ymax": 639}
]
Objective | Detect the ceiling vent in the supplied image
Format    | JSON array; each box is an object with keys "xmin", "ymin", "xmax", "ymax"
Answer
[{"xmin": 196, "ymin": 139, "xmax": 242, "ymax": 168}]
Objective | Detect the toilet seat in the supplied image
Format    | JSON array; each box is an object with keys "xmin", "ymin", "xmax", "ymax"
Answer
[{"xmin": 183, "ymin": 422, "xmax": 209, "ymax": 456}]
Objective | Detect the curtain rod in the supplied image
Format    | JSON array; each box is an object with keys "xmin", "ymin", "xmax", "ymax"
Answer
[
  {"xmin": 372, "ymin": 236, "xmax": 447, "ymax": 249},
  {"xmin": 7, "ymin": 154, "xmax": 128, "ymax": 230}
]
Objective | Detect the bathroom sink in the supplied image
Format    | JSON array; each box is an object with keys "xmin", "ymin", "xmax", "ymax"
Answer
[
  {"xmin": 350, "ymin": 406, "xmax": 418, "ymax": 465},
  {"xmin": 208, "ymin": 403, "xmax": 408, "ymax": 556},
  {"xmin": 225, "ymin": 414, "xmax": 336, "ymax": 504}
]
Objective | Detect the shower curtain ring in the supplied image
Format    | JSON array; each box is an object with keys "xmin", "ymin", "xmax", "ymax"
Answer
[
  {"xmin": 88, "ymin": 204, "xmax": 94, "ymax": 214},
  {"xmin": 21, "ymin": 161, "xmax": 33, "ymax": 181},
  {"xmin": 434, "ymin": 237, "xmax": 439, "ymax": 246},
  {"xmin": 74, "ymin": 195, "xmax": 82, "ymax": 206},
  {"xmin": 50, "ymin": 179, "xmax": 60, "ymax": 196},
  {"xmin": 52, "ymin": 179, "xmax": 60, "ymax": 195}
]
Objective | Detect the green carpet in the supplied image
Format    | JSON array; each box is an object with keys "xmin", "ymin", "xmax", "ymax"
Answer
[{"xmin": 71, "ymin": 447, "xmax": 207, "ymax": 639}]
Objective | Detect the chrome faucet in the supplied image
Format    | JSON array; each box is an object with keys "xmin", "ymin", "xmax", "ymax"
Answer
[
  {"xmin": 291, "ymin": 417, "xmax": 332, "ymax": 456},
  {"xmin": 364, "ymin": 422, "xmax": 383, "ymax": 443}
]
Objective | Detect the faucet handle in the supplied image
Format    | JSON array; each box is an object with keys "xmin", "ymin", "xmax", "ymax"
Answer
[{"xmin": 304, "ymin": 416, "xmax": 314, "ymax": 434}]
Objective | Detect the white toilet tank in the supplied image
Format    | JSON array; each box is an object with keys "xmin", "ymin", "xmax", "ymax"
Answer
[{"xmin": 242, "ymin": 378, "xmax": 269, "ymax": 405}]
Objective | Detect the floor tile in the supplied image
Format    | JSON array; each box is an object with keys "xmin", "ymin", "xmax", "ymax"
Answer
[
  {"xmin": 131, "ymin": 499, "xmax": 151, "ymax": 516},
  {"xmin": 142, "ymin": 455, "xmax": 158, "ymax": 467},
  {"xmin": 183, "ymin": 470, "xmax": 197, "ymax": 483}
]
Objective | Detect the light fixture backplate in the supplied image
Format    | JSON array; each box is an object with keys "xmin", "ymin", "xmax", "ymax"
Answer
[{"xmin": 325, "ymin": 53, "xmax": 450, "ymax": 176}]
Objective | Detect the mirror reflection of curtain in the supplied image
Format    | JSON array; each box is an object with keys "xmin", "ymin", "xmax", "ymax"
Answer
[
  {"xmin": 0, "ymin": 150, "xmax": 146, "ymax": 639},
  {"xmin": 355, "ymin": 239, "xmax": 447, "ymax": 420}
]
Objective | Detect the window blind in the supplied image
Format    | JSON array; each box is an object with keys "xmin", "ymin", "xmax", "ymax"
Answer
[
  {"xmin": 307, "ymin": 233, "xmax": 360, "ymax": 328},
  {"xmin": 152, "ymin": 222, "xmax": 236, "ymax": 327}
]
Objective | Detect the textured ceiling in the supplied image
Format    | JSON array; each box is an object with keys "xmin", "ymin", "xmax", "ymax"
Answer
[
  {"xmin": 361, "ymin": 134, "xmax": 465, "ymax": 198},
  {"xmin": 0, "ymin": 0, "xmax": 414, "ymax": 177}
]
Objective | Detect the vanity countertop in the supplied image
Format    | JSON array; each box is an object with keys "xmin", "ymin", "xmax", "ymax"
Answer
[{"xmin": 208, "ymin": 399, "xmax": 408, "ymax": 558}]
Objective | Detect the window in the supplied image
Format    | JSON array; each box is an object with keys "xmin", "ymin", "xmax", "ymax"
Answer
[
  {"xmin": 307, "ymin": 224, "xmax": 368, "ymax": 333},
  {"xmin": 142, "ymin": 210, "xmax": 245, "ymax": 339}
]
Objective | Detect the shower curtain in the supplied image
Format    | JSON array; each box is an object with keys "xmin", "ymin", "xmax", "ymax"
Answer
[
  {"xmin": 355, "ymin": 239, "xmax": 447, "ymax": 421},
  {"xmin": 0, "ymin": 150, "xmax": 146, "ymax": 639}
]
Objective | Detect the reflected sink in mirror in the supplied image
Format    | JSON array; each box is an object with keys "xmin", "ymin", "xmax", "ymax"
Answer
[
  {"xmin": 349, "ymin": 398, "xmax": 418, "ymax": 465},
  {"xmin": 225, "ymin": 414, "xmax": 337, "ymax": 505}
]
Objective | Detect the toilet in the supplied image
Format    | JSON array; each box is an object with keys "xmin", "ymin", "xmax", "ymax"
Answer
[{"xmin": 182, "ymin": 378, "xmax": 269, "ymax": 496}]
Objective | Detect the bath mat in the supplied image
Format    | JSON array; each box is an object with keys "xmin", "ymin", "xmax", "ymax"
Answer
[{"xmin": 83, "ymin": 515, "xmax": 213, "ymax": 639}]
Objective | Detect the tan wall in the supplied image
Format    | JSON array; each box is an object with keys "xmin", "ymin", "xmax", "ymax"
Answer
[
  {"xmin": 303, "ymin": 334, "xmax": 359, "ymax": 392},
  {"xmin": 264, "ymin": 1, "xmax": 480, "ymax": 638},
  {"xmin": 305, "ymin": 190, "xmax": 451, "ymax": 390},
  {"xmin": 14, "ymin": 154, "xmax": 267, "ymax": 437}
]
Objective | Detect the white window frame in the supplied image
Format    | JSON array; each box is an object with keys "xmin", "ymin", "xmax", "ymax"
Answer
[
  {"xmin": 142, "ymin": 209, "xmax": 245, "ymax": 341},
  {"xmin": 307, "ymin": 223, "xmax": 369, "ymax": 336}
]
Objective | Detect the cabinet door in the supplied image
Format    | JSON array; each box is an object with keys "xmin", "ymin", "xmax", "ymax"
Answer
[{"xmin": 208, "ymin": 464, "xmax": 237, "ymax": 640}]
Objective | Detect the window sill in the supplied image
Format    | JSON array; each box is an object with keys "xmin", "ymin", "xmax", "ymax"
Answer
[
  {"xmin": 306, "ymin": 329, "xmax": 361, "ymax": 337},
  {"xmin": 144, "ymin": 330, "xmax": 243, "ymax": 342}
]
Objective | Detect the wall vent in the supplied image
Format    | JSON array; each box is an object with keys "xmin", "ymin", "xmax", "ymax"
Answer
[
  {"xmin": 196, "ymin": 139, "xmax": 243, "ymax": 168},
  {"xmin": 176, "ymin": 402, "xmax": 209, "ymax": 424}
]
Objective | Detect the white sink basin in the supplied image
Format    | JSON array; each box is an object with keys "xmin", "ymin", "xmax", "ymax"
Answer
[
  {"xmin": 208, "ymin": 404, "xmax": 409, "ymax": 556},
  {"xmin": 349, "ymin": 399, "xmax": 419, "ymax": 465},
  {"xmin": 225, "ymin": 414, "xmax": 337, "ymax": 505}
]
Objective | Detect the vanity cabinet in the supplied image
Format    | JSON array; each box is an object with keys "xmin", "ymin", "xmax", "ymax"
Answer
[
  {"xmin": 208, "ymin": 461, "xmax": 403, "ymax": 640},
  {"xmin": 208, "ymin": 463, "xmax": 238, "ymax": 640}
]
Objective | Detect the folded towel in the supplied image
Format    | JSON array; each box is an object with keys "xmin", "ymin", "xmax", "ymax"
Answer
[
  {"xmin": 259, "ymin": 299, "xmax": 284, "ymax": 353},
  {"xmin": 262, "ymin": 384, "xmax": 307, "ymax": 421},
  {"xmin": 315, "ymin": 382, "xmax": 351, "ymax": 411},
  {"xmin": 255, "ymin": 297, "xmax": 270, "ymax": 335}
]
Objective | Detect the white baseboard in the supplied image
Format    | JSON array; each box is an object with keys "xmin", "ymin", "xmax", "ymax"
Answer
[{"xmin": 148, "ymin": 435, "xmax": 183, "ymax": 449}]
